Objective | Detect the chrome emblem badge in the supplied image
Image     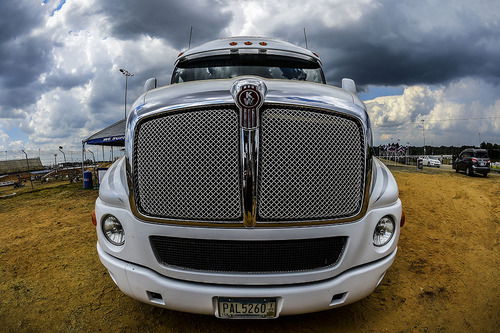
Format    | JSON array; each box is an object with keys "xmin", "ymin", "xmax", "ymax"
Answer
[
  {"xmin": 231, "ymin": 78, "xmax": 267, "ymax": 227},
  {"xmin": 231, "ymin": 78, "xmax": 267, "ymax": 129}
]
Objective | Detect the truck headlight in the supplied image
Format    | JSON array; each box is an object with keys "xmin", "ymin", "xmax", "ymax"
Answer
[
  {"xmin": 102, "ymin": 215, "xmax": 125, "ymax": 246},
  {"xmin": 373, "ymin": 216, "xmax": 395, "ymax": 247}
]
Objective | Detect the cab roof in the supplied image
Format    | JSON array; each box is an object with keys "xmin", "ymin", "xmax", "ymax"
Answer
[
  {"xmin": 176, "ymin": 36, "xmax": 320, "ymax": 64},
  {"xmin": 462, "ymin": 148, "xmax": 487, "ymax": 152}
]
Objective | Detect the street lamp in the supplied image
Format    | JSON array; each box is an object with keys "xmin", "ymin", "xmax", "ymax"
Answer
[
  {"xmin": 87, "ymin": 149, "xmax": 96, "ymax": 165},
  {"xmin": 21, "ymin": 149, "xmax": 34, "ymax": 189},
  {"xmin": 406, "ymin": 142, "xmax": 410, "ymax": 165},
  {"xmin": 421, "ymin": 119, "xmax": 426, "ymax": 155},
  {"xmin": 58, "ymin": 146, "xmax": 66, "ymax": 165},
  {"xmin": 119, "ymin": 68, "xmax": 134, "ymax": 119}
]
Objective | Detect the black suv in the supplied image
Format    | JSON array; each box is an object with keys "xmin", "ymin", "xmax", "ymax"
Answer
[{"xmin": 453, "ymin": 149, "xmax": 490, "ymax": 177}]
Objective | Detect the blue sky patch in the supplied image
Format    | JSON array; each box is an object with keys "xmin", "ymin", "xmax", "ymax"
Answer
[{"xmin": 50, "ymin": 0, "xmax": 66, "ymax": 16}]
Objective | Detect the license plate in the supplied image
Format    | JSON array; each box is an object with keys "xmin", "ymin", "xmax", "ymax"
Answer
[
  {"xmin": 217, "ymin": 297, "xmax": 277, "ymax": 319},
  {"xmin": 479, "ymin": 162, "xmax": 485, "ymax": 166}
]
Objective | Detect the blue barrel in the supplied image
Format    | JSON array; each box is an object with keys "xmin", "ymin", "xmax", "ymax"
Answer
[{"xmin": 83, "ymin": 171, "xmax": 93, "ymax": 189}]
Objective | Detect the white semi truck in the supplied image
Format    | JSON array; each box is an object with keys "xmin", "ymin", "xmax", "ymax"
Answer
[{"xmin": 95, "ymin": 37, "xmax": 403, "ymax": 318}]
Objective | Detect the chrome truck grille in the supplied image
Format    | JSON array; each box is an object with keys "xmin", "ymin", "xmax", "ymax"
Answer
[
  {"xmin": 258, "ymin": 107, "xmax": 365, "ymax": 221},
  {"xmin": 133, "ymin": 105, "xmax": 365, "ymax": 223},
  {"xmin": 134, "ymin": 108, "xmax": 242, "ymax": 221}
]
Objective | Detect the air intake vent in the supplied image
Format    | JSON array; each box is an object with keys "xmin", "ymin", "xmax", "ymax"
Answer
[{"xmin": 150, "ymin": 236, "xmax": 347, "ymax": 273}]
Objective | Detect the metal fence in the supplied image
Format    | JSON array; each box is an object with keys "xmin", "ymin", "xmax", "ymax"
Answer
[
  {"xmin": 375, "ymin": 154, "xmax": 453, "ymax": 167},
  {"xmin": 0, "ymin": 148, "xmax": 125, "ymax": 169}
]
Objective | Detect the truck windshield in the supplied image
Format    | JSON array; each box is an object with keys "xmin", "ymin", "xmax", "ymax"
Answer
[
  {"xmin": 474, "ymin": 151, "xmax": 489, "ymax": 158},
  {"xmin": 171, "ymin": 54, "xmax": 325, "ymax": 84}
]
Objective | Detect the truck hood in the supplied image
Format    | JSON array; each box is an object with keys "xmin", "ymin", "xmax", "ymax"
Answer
[{"xmin": 130, "ymin": 77, "xmax": 367, "ymax": 121}]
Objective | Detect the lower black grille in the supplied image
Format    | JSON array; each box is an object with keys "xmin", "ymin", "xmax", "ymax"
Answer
[{"xmin": 149, "ymin": 236, "xmax": 347, "ymax": 273}]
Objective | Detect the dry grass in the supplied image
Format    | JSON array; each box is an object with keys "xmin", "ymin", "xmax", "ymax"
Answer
[{"xmin": 0, "ymin": 170, "xmax": 499, "ymax": 332}]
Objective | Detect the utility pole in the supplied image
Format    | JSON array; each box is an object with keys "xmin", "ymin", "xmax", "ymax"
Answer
[
  {"xmin": 406, "ymin": 142, "xmax": 410, "ymax": 165},
  {"xmin": 188, "ymin": 26, "xmax": 193, "ymax": 49},
  {"xmin": 21, "ymin": 150, "xmax": 33, "ymax": 189},
  {"xmin": 87, "ymin": 149, "xmax": 96, "ymax": 164},
  {"xmin": 421, "ymin": 119, "xmax": 426, "ymax": 155},
  {"xmin": 119, "ymin": 68, "xmax": 134, "ymax": 119},
  {"xmin": 58, "ymin": 146, "xmax": 66, "ymax": 165},
  {"xmin": 303, "ymin": 27, "xmax": 308, "ymax": 49}
]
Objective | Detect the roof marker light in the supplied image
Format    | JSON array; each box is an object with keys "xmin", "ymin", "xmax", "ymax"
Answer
[
  {"xmin": 178, "ymin": 51, "xmax": 184, "ymax": 57},
  {"xmin": 229, "ymin": 41, "xmax": 237, "ymax": 46},
  {"xmin": 259, "ymin": 41, "xmax": 267, "ymax": 46},
  {"xmin": 244, "ymin": 41, "xmax": 252, "ymax": 45}
]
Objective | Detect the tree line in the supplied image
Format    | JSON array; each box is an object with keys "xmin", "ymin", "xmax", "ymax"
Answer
[{"xmin": 374, "ymin": 142, "xmax": 499, "ymax": 161}]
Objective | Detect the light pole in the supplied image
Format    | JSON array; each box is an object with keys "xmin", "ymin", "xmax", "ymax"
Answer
[
  {"xmin": 21, "ymin": 149, "xmax": 33, "ymax": 189},
  {"xmin": 119, "ymin": 68, "xmax": 134, "ymax": 119},
  {"xmin": 54, "ymin": 154, "xmax": 57, "ymax": 168},
  {"xmin": 87, "ymin": 149, "xmax": 96, "ymax": 165},
  {"xmin": 87, "ymin": 149, "xmax": 97, "ymax": 182},
  {"xmin": 406, "ymin": 142, "xmax": 410, "ymax": 165},
  {"xmin": 421, "ymin": 119, "xmax": 426, "ymax": 155},
  {"xmin": 58, "ymin": 146, "xmax": 66, "ymax": 166}
]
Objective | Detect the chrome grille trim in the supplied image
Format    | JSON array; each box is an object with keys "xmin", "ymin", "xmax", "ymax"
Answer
[
  {"xmin": 257, "ymin": 106, "xmax": 365, "ymax": 221},
  {"xmin": 133, "ymin": 107, "xmax": 242, "ymax": 221}
]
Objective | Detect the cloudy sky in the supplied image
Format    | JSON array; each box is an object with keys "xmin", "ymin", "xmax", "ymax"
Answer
[{"xmin": 1, "ymin": 0, "xmax": 499, "ymax": 154}]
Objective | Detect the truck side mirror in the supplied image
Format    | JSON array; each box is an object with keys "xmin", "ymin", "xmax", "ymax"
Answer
[
  {"xmin": 342, "ymin": 78, "xmax": 357, "ymax": 94},
  {"xmin": 144, "ymin": 77, "xmax": 157, "ymax": 92}
]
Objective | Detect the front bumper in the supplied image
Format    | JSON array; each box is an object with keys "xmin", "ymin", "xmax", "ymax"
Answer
[
  {"xmin": 98, "ymin": 243, "xmax": 397, "ymax": 316},
  {"xmin": 472, "ymin": 165, "xmax": 490, "ymax": 173}
]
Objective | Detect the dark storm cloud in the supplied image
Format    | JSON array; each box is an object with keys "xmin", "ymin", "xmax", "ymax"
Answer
[
  {"xmin": 0, "ymin": 1, "xmax": 52, "ymax": 114},
  {"xmin": 0, "ymin": 2, "xmax": 43, "ymax": 42},
  {"xmin": 0, "ymin": 36, "xmax": 52, "ymax": 88},
  {"xmin": 0, "ymin": 0, "xmax": 231, "ymax": 119},
  {"xmin": 274, "ymin": 0, "xmax": 500, "ymax": 86},
  {"xmin": 99, "ymin": 0, "xmax": 232, "ymax": 49},
  {"xmin": 43, "ymin": 71, "xmax": 94, "ymax": 90},
  {"xmin": 88, "ymin": 61, "xmax": 173, "ymax": 112}
]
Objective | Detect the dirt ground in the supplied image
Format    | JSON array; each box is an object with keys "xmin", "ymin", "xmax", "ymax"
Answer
[{"xmin": 0, "ymin": 168, "xmax": 498, "ymax": 332}]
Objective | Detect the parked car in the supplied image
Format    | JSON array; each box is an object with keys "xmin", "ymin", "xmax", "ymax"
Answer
[
  {"xmin": 421, "ymin": 156, "xmax": 441, "ymax": 167},
  {"xmin": 95, "ymin": 36, "xmax": 402, "ymax": 318},
  {"xmin": 452, "ymin": 149, "xmax": 490, "ymax": 177}
]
